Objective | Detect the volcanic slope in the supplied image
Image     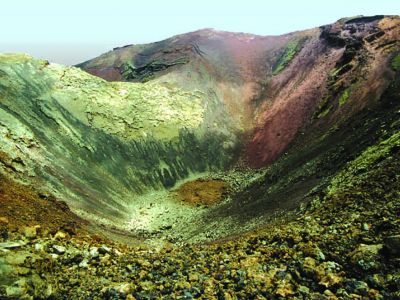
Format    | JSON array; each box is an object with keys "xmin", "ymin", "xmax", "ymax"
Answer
[
  {"xmin": 79, "ymin": 15, "xmax": 400, "ymax": 240},
  {"xmin": 80, "ymin": 16, "xmax": 400, "ymax": 166}
]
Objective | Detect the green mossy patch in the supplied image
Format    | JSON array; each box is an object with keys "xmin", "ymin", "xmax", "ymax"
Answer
[
  {"xmin": 338, "ymin": 88, "xmax": 350, "ymax": 107},
  {"xmin": 272, "ymin": 38, "xmax": 306, "ymax": 75},
  {"xmin": 315, "ymin": 87, "xmax": 350, "ymax": 119},
  {"xmin": 328, "ymin": 63, "xmax": 353, "ymax": 82},
  {"xmin": 317, "ymin": 105, "xmax": 332, "ymax": 118},
  {"xmin": 328, "ymin": 131, "xmax": 400, "ymax": 196},
  {"xmin": 391, "ymin": 53, "xmax": 400, "ymax": 71}
]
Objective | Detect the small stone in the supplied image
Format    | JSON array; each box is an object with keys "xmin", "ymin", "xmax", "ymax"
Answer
[
  {"xmin": 336, "ymin": 288, "xmax": 349, "ymax": 297},
  {"xmin": 100, "ymin": 254, "xmax": 111, "ymax": 263},
  {"xmin": 317, "ymin": 262, "xmax": 343, "ymax": 287},
  {"xmin": 99, "ymin": 245, "xmax": 111, "ymax": 254},
  {"xmin": 175, "ymin": 280, "xmax": 190, "ymax": 290},
  {"xmin": 302, "ymin": 256, "xmax": 317, "ymax": 276},
  {"xmin": 0, "ymin": 241, "xmax": 26, "ymax": 249},
  {"xmin": 298, "ymin": 285, "xmax": 310, "ymax": 294},
  {"xmin": 223, "ymin": 292, "xmax": 233, "ymax": 300},
  {"xmin": 353, "ymin": 281, "xmax": 369, "ymax": 295},
  {"xmin": 53, "ymin": 245, "xmax": 66, "ymax": 254},
  {"xmin": 54, "ymin": 231, "xmax": 66, "ymax": 239},
  {"xmin": 324, "ymin": 289, "xmax": 335, "ymax": 297},
  {"xmin": 34, "ymin": 243, "xmax": 44, "ymax": 252},
  {"xmin": 89, "ymin": 247, "xmax": 99, "ymax": 258},
  {"xmin": 362, "ymin": 223, "xmax": 370, "ymax": 231},
  {"xmin": 368, "ymin": 288, "xmax": 381, "ymax": 298},
  {"xmin": 316, "ymin": 248, "xmax": 326, "ymax": 261},
  {"xmin": 140, "ymin": 281, "xmax": 155, "ymax": 291},
  {"xmin": 67, "ymin": 249, "xmax": 84, "ymax": 263},
  {"xmin": 0, "ymin": 216, "xmax": 9, "ymax": 225},
  {"xmin": 22, "ymin": 225, "xmax": 40, "ymax": 239},
  {"xmin": 188, "ymin": 273, "xmax": 199, "ymax": 282},
  {"xmin": 275, "ymin": 281, "xmax": 295, "ymax": 297},
  {"xmin": 79, "ymin": 258, "xmax": 89, "ymax": 268},
  {"xmin": 115, "ymin": 282, "xmax": 133, "ymax": 294}
]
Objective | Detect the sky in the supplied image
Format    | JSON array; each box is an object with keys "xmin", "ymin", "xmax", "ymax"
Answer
[{"xmin": 1, "ymin": 0, "xmax": 399, "ymax": 65}]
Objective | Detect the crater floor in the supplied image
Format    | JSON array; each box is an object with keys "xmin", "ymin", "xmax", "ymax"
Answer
[{"xmin": 115, "ymin": 171, "xmax": 263, "ymax": 246}]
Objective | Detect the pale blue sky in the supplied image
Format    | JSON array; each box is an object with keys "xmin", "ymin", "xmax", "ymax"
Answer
[{"xmin": 1, "ymin": 0, "xmax": 398, "ymax": 65}]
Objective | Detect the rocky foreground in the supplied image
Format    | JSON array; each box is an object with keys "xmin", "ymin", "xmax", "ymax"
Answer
[{"xmin": 1, "ymin": 132, "xmax": 399, "ymax": 299}]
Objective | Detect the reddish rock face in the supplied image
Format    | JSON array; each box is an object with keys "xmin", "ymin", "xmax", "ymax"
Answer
[
  {"xmin": 78, "ymin": 16, "xmax": 400, "ymax": 169},
  {"xmin": 87, "ymin": 68, "xmax": 123, "ymax": 81}
]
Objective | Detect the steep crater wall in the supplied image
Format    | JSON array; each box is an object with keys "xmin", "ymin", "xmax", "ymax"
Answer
[{"xmin": 0, "ymin": 54, "xmax": 240, "ymax": 228}]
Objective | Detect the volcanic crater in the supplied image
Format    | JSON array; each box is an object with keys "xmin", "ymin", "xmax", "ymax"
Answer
[{"xmin": 1, "ymin": 15, "xmax": 400, "ymax": 299}]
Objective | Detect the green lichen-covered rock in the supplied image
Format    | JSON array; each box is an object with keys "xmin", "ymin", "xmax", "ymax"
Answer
[
  {"xmin": 1, "ymin": 54, "xmax": 205, "ymax": 140},
  {"xmin": 51, "ymin": 65, "xmax": 205, "ymax": 140},
  {"xmin": 0, "ymin": 54, "xmax": 239, "ymax": 228}
]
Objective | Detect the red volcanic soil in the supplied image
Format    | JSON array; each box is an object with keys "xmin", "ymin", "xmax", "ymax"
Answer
[
  {"xmin": 0, "ymin": 175, "xmax": 85, "ymax": 236},
  {"xmin": 87, "ymin": 68, "xmax": 123, "ymax": 81},
  {"xmin": 245, "ymin": 40, "xmax": 343, "ymax": 167},
  {"xmin": 245, "ymin": 16, "xmax": 400, "ymax": 167},
  {"xmin": 173, "ymin": 179, "xmax": 230, "ymax": 206}
]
